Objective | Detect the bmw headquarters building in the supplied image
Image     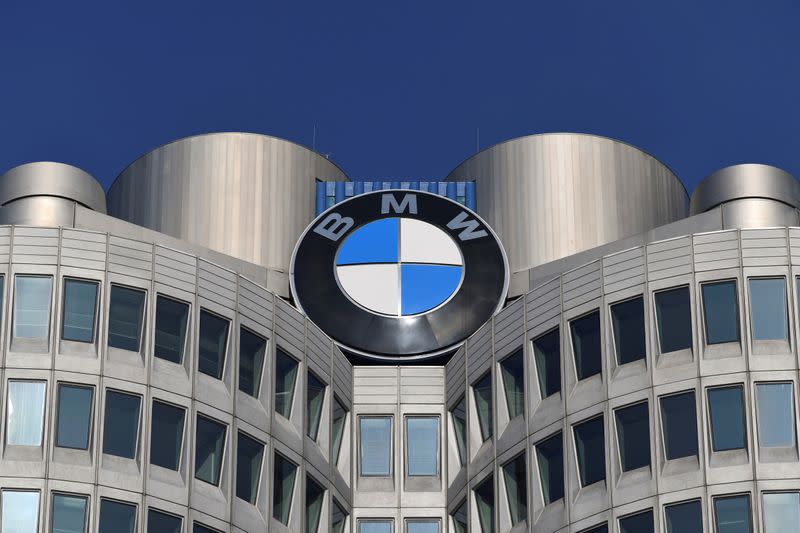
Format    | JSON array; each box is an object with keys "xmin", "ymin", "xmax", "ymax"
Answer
[{"xmin": 2, "ymin": 132, "xmax": 800, "ymax": 533}]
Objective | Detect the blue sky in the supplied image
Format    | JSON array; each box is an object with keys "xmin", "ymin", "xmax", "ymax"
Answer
[{"xmin": 1, "ymin": 0, "xmax": 798, "ymax": 192}]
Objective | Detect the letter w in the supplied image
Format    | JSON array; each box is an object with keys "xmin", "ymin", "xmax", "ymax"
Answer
[{"xmin": 447, "ymin": 211, "xmax": 488, "ymax": 241}]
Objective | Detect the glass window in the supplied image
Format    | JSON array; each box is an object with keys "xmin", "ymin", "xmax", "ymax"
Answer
[
  {"xmin": 359, "ymin": 522, "xmax": 392, "ymax": 533},
  {"xmin": 615, "ymin": 402, "xmax": 650, "ymax": 471},
  {"xmin": 150, "ymin": 401, "xmax": 185, "ymax": 470},
  {"xmin": 331, "ymin": 499, "xmax": 348, "ymax": 533},
  {"xmin": 238, "ymin": 327, "xmax": 266, "ymax": 397},
  {"xmin": 536, "ymin": 432, "xmax": 564, "ymax": 504},
  {"xmin": 14, "ymin": 275, "xmax": 52, "ymax": 340},
  {"xmin": 407, "ymin": 417, "xmax": 438, "ymax": 476},
  {"xmin": 197, "ymin": 310, "xmax": 228, "ymax": 379},
  {"xmin": 502, "ymin": 454, "xmax": 527, "ymax": 525},
  {"xmin": 407, "ymin": 521, "xmax": 439, "ymax": 533},
  {"xmin": 275, "ymin": 348, "xmax": 298, "ymax": 419},
  {"xmin": 500, "ymin": 348, "xmax": 524, "ymax": 419},
  {"xmin": 7, "ymin": 381, "xmax": 46, "ymax": 446},
  {"xmin": 102, "ymin": 390, "xmax": 141, "ymax": 459},
  {"xmin": 749, "ymin": 278, "xmax": 788, "ymax": 341},
  {"xmin": 660, "ymin": 391, "xmax": 698, "ymax": 459},
  {"xmin": 56, "ymin": 384, "xmax": 92, "ymax": 449},
  {"xmin": 154, "ymin": 295, "xmax": 189, "ymax": 364},
  {"xmin": 451, "ymin": 396, "xmax": 467, "ymax": 467},
  {"xmin": 708, "ymin": 386, "xmax": 746, "ymax": 451},
  {"xmin": 714, "ymin": 494, "xmax": 751, "ymax": 533},
  {"xmin": 452, "ymin": 499, "xmax": 467, "ymax": 533},
  {"xmin": 582, "ymin": 525, "xmax": 608, "ymax": 533},
  {"xmin": 147, "ymin": 509, "xmax": 181, "ymax": 533},
  {"xmin": 756, "ymin": 382, "xmax": 795, "ymax": 447},
  {"xmin": 98, "ymin": 499, "xmax": 136, "ymax": 533},
  {"xmin": 571, "ymin": 310, "xmax": 602, "ymax": 380},
  {"xmin": 763, "ymin": 492, "xmax": 800, "ymax": 533},
  {"xmin": 195, "ymin": 415, "xmax": 226, "ymax": 486},
  {"xmin": 51, "ymin": 493, "xmax": 88, "ymax": 533},
  {"xmin": 193, "ymin": 524, "xmax": 219, "ymax": 533},
  {"xmin": 236, "ymin": 432, "xmax": 264, "ymax": 504},
  {"xmin": 532, "ymin": 328, "xmax": 561, "ymax": 397},
  {"xmin": 665, "ymin": 500, "xmax": 702, "ymax": 533},
  {"xmin": 306, "ymin": 476, "xmax": 325, "ymax": 533},
  {"xmin": 332, "ymin": 397, "xmax": 348, "ymax": 465},
  {"xmin": 61, "ymin": 279, "xmax": 98, "ymax": 343},
  {"xmin": 702, "ymin": 281, "xmax": 739, "ymax": 344},
  {"xmin": 654, "ymin": 286, "xmax": 693, "ymax": 353},
  {"xmin": 574, "ymin": 416, "xmax": 605, "ymax": 486},
  {"xmin": 107, "ymin": 285, "xmax": 146, "ymax": 352},
  {"xmin": 474, "ymin": 476, "xmax": 494, "ymax": 533},
  {"xmin": 473, "ymin": 373, "xmax": 493, "ymax": 442},
  {"xmin": 611, "ymin": 296, "xmax": 646, "ymax": 364},
  {"xmin": 619, "ymin": 509, "xmax": 654, "ymax": 533},
  {"xmin": 360, "ymin": 416, "xmax": 392, "ymax": 476},
  {"xmin": 307, "ymin": 372, "xmax": 326, "ymax": 441},
  {"xmin": 273, "ymin": 453, "xmax": 298, "ymax": 525},
  {"xmin": 2, "ymin": 490, "xmax": 39, "ymax": 533}
]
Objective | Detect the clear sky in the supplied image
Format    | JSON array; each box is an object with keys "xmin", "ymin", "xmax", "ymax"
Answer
[{"xmin": 1, "ymin": 0, "xmax": 798, "ymax": 193}]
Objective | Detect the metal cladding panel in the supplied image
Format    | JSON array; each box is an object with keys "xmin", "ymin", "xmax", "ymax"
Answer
[
  {"xmin": 740, "ymin": 227, "xmax": 789, "ymax": 267},
  {"xmin": 693, "ymin": 230, "xmax": 740, "ymax": 272},
  {"xmin": 466, "ymin": 321, "xmax": 493, "ymax": 383},
  {"xmin": 602, "ymin": 246, "xmax": 645, "ymax": 294},
  {"xmin": 646, "ymin": 235, "xmax": 692, "ymax": 280},
  {"xmin": 790, "ymin": 228, "xmax": 800, "ymax": 264},
  {"xmin": 400, "ymin": 366, "xmax": 444, "ymax": 404},
  {"xmin": 12, "ymin": 226, "xmax": 59, "ymax": 265},
  {"xmin": 198, "ymin": 259, "xmax": 236, "ymax": 310},
  {"xmin": 306, "ymin": 319, "xmax": 331, "ymax": 383},
  {"xmin": 526, "ymin": 277, "xmax": 561, "ymax": 332},
  {"xmin": 154, "ymin": 245, "xmax": 196, "ymax": 293},
  {"xmin": 0, "ymin": 227, "xmax": 11, "ymax": 265},
  {"xmin": 60, "ymin": 229, "xmax": 106, "ymax": 271},
  {"xmin": 562, "ymin": 260, "xmax": 601, "ymax": 310},
  {"xmin": 275, "ymin": 297, "xmax": 305, "ymax": 355},
  {"xmin": 353, "ymin": 366, "xmax": 398, "ymax": 405},
  {"xmin": 237, "ymin": 277, "xmax": 273, "ymax": 331},
  {"xmin": 108, "ymin": 235, "xmax": 153, "ymax": 280},
  {"xmin": 493, "ymin": 297, "xmax": 524, "ymax": 357},
  {"xmin": 446, "ymin": 347, "xmax": 466, "ymax": 406},
  {"xmin": 332, "ymin": 345, "xmax": 353, "ymax": 407}
]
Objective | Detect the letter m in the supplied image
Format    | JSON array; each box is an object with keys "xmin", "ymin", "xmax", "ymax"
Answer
[
  {"xmin": 381, "ymin": 193, "xmax": 417, "ymax": 215},
  {"xmin": 447, "ymin": 211, "xmax": 488, "ymax": 241}
]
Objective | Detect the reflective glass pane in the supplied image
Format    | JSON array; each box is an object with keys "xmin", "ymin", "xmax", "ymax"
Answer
[
  {"xmin": 150, "ymin": 401, "xmax": 185, "ymax": 470},
  {"xmin": 660, "ymin": 391, "xmax": 698, "ymax": 459},
  {"xmin": 756, "ymin": 383, "xmax": 795, "ymax": 447},
  {"xmin": 2, "ymin": 491, "xmax": 39, "ymax": 533},
  {"xmin": 307, "ymin": 373, "xmax": 326, "ymax": 441},
  {"xmin": 708, "ymin": 386, "xmax": 746, "ymax": 451},
  {"xmin": 502, "ymin": 454, "xmax": 527, "ymax": 525},
  {"xmin": 197, "ymin": 310, "xmax": 228, "ymax": 379},
  {"xmin": 61, "ymin": 279, "xmax": 97, "ymax": 343},
  {"xmin": 360, "ymin": 416, "xmax": 392, "ymax": 476},
  {"xmin": 619, "ymin": 510, "xmax": 654, "ymax": 533},
  {"xmin": 331, "ymin": 500, "xmax": 347, "ymax": 533},
  {"xmin": 763, "ymin": 492, "xmax": 800, "ymax": 533},
  {"xmin": 236, "ymin": 432, "xmax": 264, "ymax": 504},
  {"xmin": 359, "ymin": 522, "xmax": 392, "ymax": 533},
  {"xmin": 272, "ymin": 453, "xmax": 297, "ymax": 525},
  {"xmin": 702, "ymin": 281, "xmax": 739, "ymax": 344},
  {"xmin": 655, "ymin": 286, "xmax": 693, "ymax": 353},
  {"xmin": 451, "ymin": 396, "xmax": 467, "ymax": 467},
  {"xmin": 583, "ymin": 526, "xmax": 607, "ymax": 533},
  {"xmin": 195, "ymin": 415, "xmax": 226, "ymax": 486},
  {"xmin": 574, "ymin": 416, "xmax": 605, "ymax": 486},
  {"xmin": 7, "ymin": 381, "xmax": 46, "ymax": 446},
  {"xmin": 14, "ymin": 275, "xmax": 52, "ymax": 340},
  {"xmin": 611, "ymin": 296, "xmax": 646, "ymax": 365},
  {"xmin": 154, "ymin": 295, "xmax": 189, "ymax": 364},
  {"xmin": 532, "ymin": 328, "xmax": 560, "ymax": 397},
  {"xmin": 665, "ymin": 500, "xmax": 702, "ymax": 533},
  {"xmin": 98, "ymin": 499, "xmax": 136, "ymax": 533},
  {"xmin": 193, "ymin": 524, "xmax": 218, "ymax": 533},
  {"xmin": 500, "ymin": 349, "xmax": 524, "ymax": 419},
  {"xmin": 474, "ymin": 477, "xmax": 493, "ymax": 533},
  {"xmin": 407, "ymin": 417, "xmax": 438, "ymax": 476},
  {"xmin": 536, "ymin": 432, "xmax": 564, "ymax": 504},
  {"xmin": 305, "ymin": 477, "xmax": 324, "ymax": 533},
  {"xmin": 615, "ymin": 402, "xmax": 650, "ymax": 471},
  {"xmin": 570, "ymin": 311, "xmax": 601, "ymax": 380},
  {"xmin": 56, "ymin": 384, "xmax": 92, "ymax": 449},
  {"xmin": 102, "ymin": 390, "xmax": 141, "ymax": 458},
  {"xmin": 51, "ymin": 493, "xmax": 88, "ymax": 533},
  {"xmin": 452, "ymin": 500, "xmax": 467, "ymax": 533},
  {"xmin": 332, "ymin": 397, "xmax": 348, "ymax": 465},
  {"xmin": 107, "ymin": 285, "xmax": 145, "ymax": 352},
  {"xmin": 749, "ymin": 278, "xmax": 788, "ymax": 341},
  {"xmin": 238, "ymin": 328, "xmax": 266, "ymax": 397},
  {"xmin": 473, "ymin": 373, "xmax": 493, "ymax": 441},
  {"xmin": 407, "ymin": 521, "xmax": 439, "ymax": 533},
  {"xmin": 275, "ymin": 348, "xmax": 298, "ymax": 419},
  {"xmin": 147, "ymin": 509, "xmax": 181, "ymax": 533},
  {"xmin": 714, "ymin": 494, "xmax": 751, "ymax": 533}
]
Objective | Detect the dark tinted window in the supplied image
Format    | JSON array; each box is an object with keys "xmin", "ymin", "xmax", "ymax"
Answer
[
  {"xmin": 714, "ymin": 494, "xmax": 751, "ymax": 533},
  {"xmin": 332, "ymin": 396, "xmax": 348, "ymax": 465},
  {"xmin": 582, "ymin": 525, "xmax": 608, "ymax": 533},
  {"xmin": 533, "ymin": 328, "xmax": 561, "ymax": 397},
  {"xmin": 749, "ymin": 278, "xmax": 788, "ymax": 341},
  {"xmin": 198, "ymin": 310, "xmax": 229, "ymax": 379},
  {"xmin": 474, "ymin": 476, "xmax": 493, "ymax": 533},
  {"xmin": 194, "ymin": 524, "xmax": 220, "ymax": 533},
  {"xmin": 708, "ymin": 386, "xmax": 746, "ymax": 451},
  {"xmin": 655, "ymin": 287, "xmax": 692, "ymax": 353},
  {"xmin": 154, "ymin": 295, "xmax": 189, "ymax": 363},
  {"xmin": 307, "ymin": 372, "xmax": 326, "ymax": 441},
  {"xmin": 536, "ymin": 432, "xmax": 564, "ymax": 503},
  {"xmin": 98, "ymin": 499, "xmax": 136, "ymax": 533},
  {"xmin": 150, "ymin": 401, "xmax": 185, "ymax": 470},
  {"xmin": 619, "ymin": 510, "xmax": 654, "ymax": 533},
  {"xmin": 306, "ymin": 476, "xmax": 325, "ymax": 533},
  {"xmin": 238, "ymin": 327, "xmax": 267, "ymax": 397},
  {"xmin": 273, "ymin": 453, "xmax": 298, "ymax": 525},
  {"xmin": 61, "ymin": 279, "xmax": 98, "ymax": 343},
  {"xmin": 107, "ymin": 285, "xmax": 145, "ymax": 351},
  {"xmin": 611, "ymin": 296, "xmax": 646, "ymax": 364},
  {"xmin": 451, "ymin": 396, "xmax": 467, "ymax": 467},
  {"xmin": 147, "ymin": 509, "xmax": 182, "ymax": 533},
  {"xmin": 500, "ymin": 349, "xmax": 524, "ymax": 419},
  {"xmin": 660, "ymin": 391, "xmax": 698, "ymax": 459},
  {"xmin": 665, "ymin": 500, "xmax": 702, "ymax": 533},
  {"xmin": 275, "ymin": 348, "xmax": 298, "ymax": 418},
  {"xmin": 473, "ymin": 373, "xmax": 493, "ymax": 441},
  {"xmin": 502, "ymin": 454, "xmax": 527, "ymax": 525},
  {"xmin": 615, "ymin": 402, "xmax": 650, "ymax": 471},
  {"xmin": 195, "ymin": 415, "xmax": 226, "ymax": 486},
  {"xmin": 574, "ymin": 417, "xmax": 605, "ymax": 486},
  {"xmin": 332, "ymin": 499, "xmax": 348, "ymax": 533},
  {"xmin": 102, "ymin": 390, "xmax": 141, "ymax": 458},
  {"xmin": 236, "ymin": 432, "xmax": 264, "ymax": 504},
  {"xmin": 56, "ymin": 384, "xmax": 93, "ymax": 449},
  {"xmin": 14, "ymin": 275, "xmax": 52, "ymax": 340},
  {"xmin": 52, "ymin": 493, "xmax": 88, "ymax": 533},
  {"xmin": 570, "ymin": 311, "xmax": 601, "ymax": 380},
  {"xmin": 702, "ymin": 281, "xmax": 740, "ymax": 344}
]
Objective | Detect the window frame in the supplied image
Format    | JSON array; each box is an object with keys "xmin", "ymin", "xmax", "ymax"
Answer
[
  {"xmin": 306, "ymin": 370, "xmax": 327, "ymax": 442},
  {"xmin": 653, "ymin": 285, "xmax": 693, "ymax": 356},
  {"xmin": 194, "ymin": 413, "xmax": 228, "ymax": 487},
  {"xmin": 235, "ymin": 430, "xmax": 265, "ymax": 505},
  {"xmin": 569, "ymin": 309, "xmax": 602, "ymax": 381},
  {"xmin": 153, "ymin": 293, "xmax": 191, "ymax": 365},
  {"xmin": 712, "ymin": 493, "xmax": 752, "ymax": 533},
  {"xmin": 197, "ymin": 308, "xmax": 230, "ymax": 381},
  {"xmin": 149, "ymin": 399, "xmax": 187, "ymax": 471},
  {"xmin": 658, "ymin": 390, "xmax": 699, "ymax": 461},
  {"xmin": 358, "ymin": 519, "xmax": 394, "ymax": 533},
  {"xmin": 274, "ymin": 346, "xmax": 299, "ymax": 420},
  {"xmin": 405, "ymin": 518, "xmax": 441, "ymax": 533},
  {"xmin": 572, "ymin": 415, "xmax": 606, "ymax": 487},
  {"xmin": 472, "ymin": 372, "xmax": 493, "ymax": 443},
  {"xmin": 609, "ymin": 295, "xmax": 647, "ymax": 366},
  {"xmin": 238, "ymin": 325, "xmax": 267, "ymax": 398},
  {"xmin": 98, "ymin": 497, "xmax": 138, "ymax": 533},
  {"xmin": 663, "ymin": 498, "xmax": 703, "ymax": 533},
  {"xmin": 613, "ymin": 400, "xmax": 651, "ymax": 473},
  {"xmin": 1, "ymin": 489, "xmax": 40, "ymax": 533},
  {"xmin": 12, "ymin": 273, "xmax": 54, "ymax": 345},
  {"xmin": 358, "ymin": 415, "xmax": 394, "ymax": 478},
  {"xmin": 147, "ymin": 508, "xmax": 184, "ymax": 533},
  {"xmin": 102, "ymin": 388, "xmax": 142, "ymax": 460},
  {"xmin": 54, "ymin": 382, "xmax": 94, "ymax": 450},
  {"xmin": 405, "ymin": 414, "xmax": 440, "ymax": 478},
  {"xmin": 531, "ymin": 327, "xmax": 561, "ymax": 399},
  {"xmin": 6, "ymin": 379, "xmax": 47, "ymax": 447},
  {"xmin": 706, "ymin": 384, "xmax": 747, "ymax": 453},
  {"xmin": 60, "ymin": 277, "xmax": 100, "ymax": 345},
  {"xmin": 450, "ymin": 395, "xmax": 467, "ymax": 468},
  {"xmin": 500, "ymin": 452, "xmax": 527, "ymax": 526},
  {"xmin": 700, "ymin": 279, "xmax": 741, "ymax": 346},
  {"xmin": 747, "ymin": 276, "xmax": 789, "ymax": 343},
  {"xmin": 535, "ymin": 431, "xmax": 564, "ymax": 505},
  {"xmin": 754, "ymin": 381, "xmax": 796, "ymax": 450},
  {"xmin": 106, "ymin": 283, "xmax": 147, "ymax": 353},
  {"xmin": 50, "ymin": 491, "xmax": 89, "ymax": 533},
  {"xmin": 499, "ymin": 347, "xmax": 525, "ymax": 421}
]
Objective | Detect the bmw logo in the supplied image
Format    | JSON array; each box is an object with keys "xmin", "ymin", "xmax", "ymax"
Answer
[{"xmin": 290, "ymin": 190, "xmax": 509, "ymax": 360}]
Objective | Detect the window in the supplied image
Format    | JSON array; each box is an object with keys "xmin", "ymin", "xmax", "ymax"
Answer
[
  {"xmin": 107, "ymin": 285, "xmax": 146, "ymax": 351},
  {"xmin": 275, "ymin": 348, "xmax": 298, "ymax": 419},
  {"xmin": 501, "ymin": 454, "xmax": 527, "ymax": 526},
  {"xmin": 708, "ymin": 386, "xmax": 746, "ymax": 451},
  {"xmin": 762, "ymin": 492, "xmax": 800, "ymax": 533},
  {"xmin": 273, "ymin": 453, "xmax": 298, "ymax": 525},
  {"xmin": 473, "ymin": 373, "xmax": 493, "ymax": 442},
  {"xmin": 360, "ymin": 416, "xmax": 392, "ymax": 476},
  {"xmin": 619, "ymin": 509, "xmax": 654, "ymax": 533},
  {"xmin": 582, "ymin": 525, "xmax": 608, "ymax": 533},
  {"xmin": 660, "ymin": 391, "xmax": 698, "ymax": 459},
  {"xmin": 306, "ymin": 476, "xmax": 324, "ymax": 533},
  {"xmin": 102, "ymin": 390, "xmax": 141, "ymax": 459},
  {"xmin": 51, "ymin": 493, "xmax": 88, "ymax": 533},
  {"xmin": 749, "ymin": 278, "xmax": 788, "ymax": 341},
  {"xmin": 714, "ymin": 494, "xmax": 751, "ymax": 533},
  {"xmin": 98, "ymin": 499, "xmax": 136, "ymax": 533},
  {"xmin": 236, "ymin": 432, "xmax": 264, "ymax": 504},
  {"xmin": 536, "ymin": 432, "xmax": 564, "ymax": 504},
  {"xmin": 331, "ymin": 499, "xmax": 348, "ymax": 533},
  {"xmin": 474, "ymin": 476, "xmax": 494, "ymax": 533},
  {"xmin": 147, "ymin": 509, "xmax": 182, "ymax": 533},
  {"xmin": 654, "ymin": 286, "xmax": 692, "ymax": 353},
  {"xmin": 307, "ymin": 372, "xmax": 326, "ymax": 441},
  {"xmin": 332, "ymin": 397, "xmax": 348, "ymax": 464},
  {"xmin": 359, "ymin": 522, "xmax": 392, "ymax": 533},
  {"xmin": 702, "ymin": 281, "xmax": 739, "ymax": 344},
  {"xmin": 194, "ymin": 524, "xmax": 220, "ymax": 533},
  {"xmin": 571, "ymin": 311, "xmax": 602, "ymax": 380},
  {"xmin": 615, "ymin": 402, "xmax": 650, "ymax": 471},
  {"xmin": 238, "ymin": 327, "xmax": 266, "ymax": 397},
  {"xmin": 150, "ymin": 401, "xmax": 185, "ymax": 470},
  {"xmin": 611, "ymin": 296, "xmax": 646, "ymax": 364},
  {"xmin": 756, "ymin": 382, "xmax": 795, "ymax": 447},
  {"xmin": 532, "ymin": 328, "xmax": 561, "ymax": 397},
  {"xmin": 2, "ymin": 490, "xmax": 39, "ymax": 533},
  {"xmin": 406, "ymin": 416, "xmax": 438, "ymax": 476},
  {"xmin": 197, "ymin": 310, "xmax": 229, "ymax": 379},
  {"xmin": 154, "ymin": 295, "xmax": 189, "ymax": 364},
  {"xmin": 61, "ymin": 279, "xmax": 98, "ymax": 343},
  {"xmin": 500, "ymin": 348, "xmax": 524, "ymax": 419},
  {"xmin": 573, "ymin": 416, "xmax": 605, "ymax": 486},
  {"xmin": 664, "ymin": 500, "xmax": 702, "ymax": 533},
  {"xmin": 56, "ymin": 384, "xmax": 93, "ymax": 449},
  {"xmin": 451, "ymin": 396, "xmax": 467, "ymax": 467},
  {"xmin": 452, "ymin": 499, "xmax": 467, "ymax": 533},
  {"xmin": 14, "ymin": 275, "xmax": 52, "ymax": 340},
  {"xmin": 407, "ymin": 521, "xmax": 439, "ymax": 533},
  {"xmin": 195, "ymin": 415, "xmax": 226, "ymax": 486},
  {"xmin": 6, "ymin": 381, "xmax": 46, "ymax": 446}
]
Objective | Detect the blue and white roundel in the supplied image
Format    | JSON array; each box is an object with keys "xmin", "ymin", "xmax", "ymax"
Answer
[{"xmin": 335, "ymin": 217, "xmax": 464, "ymax": 316}]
